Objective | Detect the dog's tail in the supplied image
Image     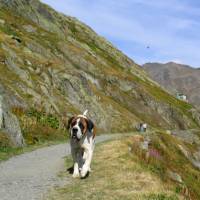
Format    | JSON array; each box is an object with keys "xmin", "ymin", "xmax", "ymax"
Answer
[
  {"xmin": 83, "ymin": 110, "xmax": 88, "ymax": 116},
  {"xmin": 77, "ymin": 110, "xmax": 88, "ymax": 119}
]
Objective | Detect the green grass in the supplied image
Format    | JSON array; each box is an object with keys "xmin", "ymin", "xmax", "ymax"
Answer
[
  {"xmin": 0, "ymin": 146, "xmax": 24, "ymax": 161},
  {"xmin": 26, "ymin": 108, "xmax": 60, "ymax": 129},
  {"xmin": 0, "ymin": 139, "xmax": 67, "ymax": 162}
]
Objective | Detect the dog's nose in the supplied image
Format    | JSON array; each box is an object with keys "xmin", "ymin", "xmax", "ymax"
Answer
[{"xmin": 72, "ymin": 128, "xmax": 78, "ymax": 136}]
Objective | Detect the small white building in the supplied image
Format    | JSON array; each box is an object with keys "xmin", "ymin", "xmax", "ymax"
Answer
[{"xmin": 176, "ymin": 93, "xmax": 187, "ymax": 101}]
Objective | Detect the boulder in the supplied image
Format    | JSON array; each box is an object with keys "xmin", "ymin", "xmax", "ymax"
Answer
[
  {"xmin": 167, "ymin": 170, "xmax": 183, "ymax": 183},
  {"xmin": 22, "ymin": 24, "xmax": 37, "ymax": 33},
  {"xmin": 0, "ymin": 95, "xmax": 25, "ymax": 147},
  {"xmin": 173, "ymin": 130, "xmax": 200, "ymax": 145},
  {"xmin": 178, "ymin": 144, "xmax": 200, "ymax": 170}
]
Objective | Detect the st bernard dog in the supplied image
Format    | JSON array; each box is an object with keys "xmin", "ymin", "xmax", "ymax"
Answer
[{"xmin": 67, "ymin": 110, "xmax": 95, "ymax": 178}]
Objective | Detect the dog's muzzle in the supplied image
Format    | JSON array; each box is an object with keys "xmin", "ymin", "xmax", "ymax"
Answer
[{"xmin": 72, "ymin": 127, "xmax": 78, "ymax": 138}]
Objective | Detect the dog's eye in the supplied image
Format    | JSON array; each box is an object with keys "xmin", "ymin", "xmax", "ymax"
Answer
[
  {"xmin": 79, "ymin": 122, "xmax": 84, "ymax": 130},
  {"xmin": 71, "ymin": 121, "xmax": 76, "ymax": 127}
]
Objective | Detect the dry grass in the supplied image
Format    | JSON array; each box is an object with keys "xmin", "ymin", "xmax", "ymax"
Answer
[
  {"xmin": 0, "ymin": 131, "xmax": 13, "ymax": 148},
  {"xmin": 46, "ymin": 138, "xmax": 180, "ymax": 200},
  {"xmin": 130, "ymin": 133, "xmax": 200, "ymax": 200}
]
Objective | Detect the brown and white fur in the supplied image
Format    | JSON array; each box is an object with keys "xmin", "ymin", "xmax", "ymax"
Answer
[{"xmin": 67, "ymin": 110, "xmax": 95, "ymax": 178}]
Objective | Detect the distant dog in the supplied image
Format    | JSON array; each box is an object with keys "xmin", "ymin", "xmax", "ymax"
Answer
[{"xmin": 67, "ymin": 110, "xmax": 95, "ymax": 178}]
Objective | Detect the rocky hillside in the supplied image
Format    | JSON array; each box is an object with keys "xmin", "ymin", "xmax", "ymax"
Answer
[
  {"xmin": 143, "ymin": 62, "xmax": 200, "ymax": 109},
  {"xmin": 0, "ymin": 0, "xmax": 200, "ymax": 146}
]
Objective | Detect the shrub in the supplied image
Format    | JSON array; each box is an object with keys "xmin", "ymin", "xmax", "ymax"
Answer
[
  {"xmin": 0, "ymin": 131, "xmax": 13, "ymax": 148},
  {"xmin": 27, "ymin": 108, "xmax": 60, "ymax": 129},
  {"xmin": 12, "ymin": 107, "xmax": 67, "ymax": 145}
]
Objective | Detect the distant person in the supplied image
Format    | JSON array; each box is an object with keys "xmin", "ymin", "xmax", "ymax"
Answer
[
  {"xmin": 138, "ymin": 123, "xmax": 147, "ymax": 132},
  {"xmin": 143, "ymin": 123, "xmax": 147, "ymax": 132},
  {"xmin": 139, "ymin": 123, "xmax": 143, "ymax": 132}
]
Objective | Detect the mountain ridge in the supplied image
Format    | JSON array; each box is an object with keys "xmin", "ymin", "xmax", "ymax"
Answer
[
  {"xmin": 143, "ymin": 62, "xmax": 200, "ymax": 109},
  {"xmin": 145, "ymin": 61, "xmax": 200, "ymax": 69}
]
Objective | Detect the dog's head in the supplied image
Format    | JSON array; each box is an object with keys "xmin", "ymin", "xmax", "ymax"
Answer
[{"xmin": 67, "ymin": 116, "xmax": 94, "ymax": 141}]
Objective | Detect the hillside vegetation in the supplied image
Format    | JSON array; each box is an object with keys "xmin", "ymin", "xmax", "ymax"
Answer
[{"xmin": 0, "ymin": 0, "xmax": 200, "ymax": 148}]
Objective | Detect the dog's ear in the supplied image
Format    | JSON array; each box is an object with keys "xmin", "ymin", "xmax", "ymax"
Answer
[
  {"xmin": 67, "ymin": 116, "xmax": 75, "ymax": 129},
  {"xmin": 87, "ymin": 119, "xmax": 94, "ymax": 132}
]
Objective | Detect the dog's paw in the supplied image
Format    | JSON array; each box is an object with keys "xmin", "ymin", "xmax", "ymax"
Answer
[
  {"xmin": 72, "ymin": 172, "xmax": 80, "ymax": 178},
  {"xmin": 80, "ymin": 170, "xmax": 87, "ymax": 178},
  {"xmin": 80, "ymin": 166, "xmax": 89, "ymax": 178},
  {"xmin": 72, "ymin": 173, "xmax": 80, "ymax": 178},
  {"xmin": 80, "ymin": 171, "xmax": 90, "ymax": 179}
]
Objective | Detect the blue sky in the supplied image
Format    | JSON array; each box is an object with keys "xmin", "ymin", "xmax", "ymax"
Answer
[{"xmin": 42, "ymin": 0, "xmax": 200, "ymax": 67}]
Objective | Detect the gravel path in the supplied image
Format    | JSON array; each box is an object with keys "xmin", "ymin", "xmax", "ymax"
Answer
[{"xmin": 0, "ymin": 134, "xmax": 119, "ymax": 200}]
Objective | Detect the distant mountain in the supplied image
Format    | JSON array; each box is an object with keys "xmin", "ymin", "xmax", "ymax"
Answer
[{"xmin": 143, "ymin": 62, "xmax": 200, "ymax": 108}]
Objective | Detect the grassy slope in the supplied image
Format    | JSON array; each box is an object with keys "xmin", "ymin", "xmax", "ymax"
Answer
[
  {"xmin": 46, "ymin": 137, "xmax": 184, "ymax": 200},
  {"xmin": 131, "ymin": 132, "xmax": 200, "ymax": 199}
]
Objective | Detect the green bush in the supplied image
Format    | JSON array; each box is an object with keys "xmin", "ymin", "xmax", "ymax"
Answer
[{"xmin": 27, "ymin": 108, "xmax": 59, "ymax": 129}]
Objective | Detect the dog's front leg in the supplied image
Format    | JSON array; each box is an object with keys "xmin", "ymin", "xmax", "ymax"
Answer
[
  {"xmin": 71, "ymin": 147, "xmax": 79, "ymax": 178},
  {"xmin": 80, "ymin": 147, "xmax": 93, "ymax": 178}
]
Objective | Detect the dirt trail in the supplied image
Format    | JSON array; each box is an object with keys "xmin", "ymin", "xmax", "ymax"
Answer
[{"xmin": 0, "ymin": 134, "xmax": 119, "ymax": 200}]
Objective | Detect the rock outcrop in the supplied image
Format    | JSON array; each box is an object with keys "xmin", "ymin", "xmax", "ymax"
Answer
[{"xmin": 0, "ymin": 94, "xmax": 24, "ymax": 147}]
